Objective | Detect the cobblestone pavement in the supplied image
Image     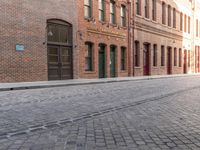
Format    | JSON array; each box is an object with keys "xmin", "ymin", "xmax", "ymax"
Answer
[{"xmin": 1, "ymin": 76, "xmax": 200, "ymax": 149}]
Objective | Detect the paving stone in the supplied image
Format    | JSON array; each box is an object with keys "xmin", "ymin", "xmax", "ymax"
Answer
[{"xmin": 1, "ymin": 77, "xmax": 200, "ymax": 149}]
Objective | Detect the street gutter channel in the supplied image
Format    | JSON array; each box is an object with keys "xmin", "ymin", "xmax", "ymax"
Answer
[{"xmin": 0, "ymin": 85, "xmax": 200, "ymax": 139}]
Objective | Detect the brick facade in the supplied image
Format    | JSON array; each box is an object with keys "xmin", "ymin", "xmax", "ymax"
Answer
[
  {"xmin": 0, "ymin": 0, "xmax": 200, "ymax": 83},
  {"xmin": 133, "ymin": 0, "xmax": 194, "ymax": 76},
  {"xmin": 77, "ymin": 0, "xmax": 131, "ymax": 79},
  {"xmin": 0, "ymin": 0, "xmax": 77, "ymax": 82}
]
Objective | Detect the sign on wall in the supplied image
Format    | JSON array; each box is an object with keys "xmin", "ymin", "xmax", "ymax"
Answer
[{"xmin": 16, "ymin": 44, "xmax": 25, "ymax": 51}]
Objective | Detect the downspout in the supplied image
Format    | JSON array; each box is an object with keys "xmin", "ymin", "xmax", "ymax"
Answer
[
  {"xmin": 132, "ymin": 0, "xmax": 135, "ymax": 76},
  {"xmin": 127, "ymin": 0, "xmax": 133, "ymax": 76}
]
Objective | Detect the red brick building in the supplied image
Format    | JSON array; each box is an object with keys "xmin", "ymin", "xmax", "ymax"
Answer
[
  {"xmin": 0, "ymin": 0, "xmax": 78, "ymax": 82},
  {"xmin": 77, "ymin": 0, "xmax": 132, "ymax": 79},
  {"xmin": 1, "ymin": 0, "xmax": 200, "ymax": 83}
]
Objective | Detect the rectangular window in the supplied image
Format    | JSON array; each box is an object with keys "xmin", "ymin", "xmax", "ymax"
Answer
[
  {"xmin": 121, "ymin": 5, "xmax": 126, "ymax": 27},
  {"xmin": 144, "ymin": 0, "xmax": 149, "ymax": 18},
  {"xmin": 188, "ymin": 16, "xmax": 190, "ymax": 34},
  {"xmin": 85, "ymin": 43, "xmax": 93, "ymax": 71},
  {"xmin": 174, "ymin": 48, "xmax": 177, "ymax": 66},
  {"xmin": 162, "ymin": 2, "xmax": 166, "ymax": 24},
  {"xmin": 180, "ymin": 13, "xmax": 183, "ymax": 31},
  {"xmin": 179, "ymin": 48, "xmax": 182, "ymax": 67},
  {"xmin": 184, "ymin": 14, "xmax": 187, "ymax": 32},
  {"xmin": 152, "ymin": 0, "xmax": 156, "ymax": 21},
  {"xmin": 196, "ymin": 19, "xmax": 199, "ymax": 37},
  {"xmin": 121, "ymin": 47, "xmax": 126, "ymax": 70},
  {"xmin": 153, "ymin": 44, "xmax": 157, "ymax": 66},
  {"xmin": 84, "ymin": 0, "xmax": 92, "ymax": 18},
  {"xmin": 188, "ymin": 50, "xmax": 190, "ymax": 68},
  {"xmin": 198, "ymin": 22, "xmax": 200, "ymax": 37},
  {"xmin": 99, "ymin": 0, "xmax": 105, "ymax": 21},
  {"xmin": 161, "ymin": 46, "xmax": 165, "ymax": 66},
  {"xmin": 168, "ymin": 5, "xmax": 171, "ymax": 27},
  {"xmin": 136, "ymin": 0, "xmax": 141, "ymax": 15},
  {"xmin": 135, "ymin": 41, "xmax": 140, "ymax": 67},
  {"xmin": 110, "ymin": 0, "xmax": 116, "ymax": 24},
  {"xmin": 173, "ymin": 8, "xmax": 176, "ymax": 28}
]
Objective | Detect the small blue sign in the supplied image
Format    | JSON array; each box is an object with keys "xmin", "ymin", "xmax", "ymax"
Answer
[{"xmin": 16, "ymin": 44, "xmax": 25, "ymax": 51}]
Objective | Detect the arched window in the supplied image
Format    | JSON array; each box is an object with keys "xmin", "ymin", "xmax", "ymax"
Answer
[{"xmin": 47, "ymin": 19, "xmax": 72, "ymax": 45}]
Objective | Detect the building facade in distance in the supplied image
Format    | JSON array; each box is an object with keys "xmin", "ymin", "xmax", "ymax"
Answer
[{"xmin": 133, "ymin": 0, "xmax": 194, "ymax": 76}]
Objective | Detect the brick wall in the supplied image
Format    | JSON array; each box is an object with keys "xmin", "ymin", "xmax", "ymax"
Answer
[
  {"xmin": 0, "ymin": 0, "xmax": 77, "ymax": 82},
  {"xmin": 134, "ymin": 0, "xmax": 194, "ymax": 76},
  {"xmin": 77, "ymin": 0, "xmax": 131, "ymax": 79}
]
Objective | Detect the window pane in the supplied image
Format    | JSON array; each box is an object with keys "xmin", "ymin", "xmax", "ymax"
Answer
[
  {"xmin": 49, "ymin": 47, "xmax": 58, "ymax": 55},
  {"xmin": 48, "ymin": 24, "xmax": 59, "ymax": 42},
  {"xmin": 99, "ymin": 0, "xmax": 103, "ymax": 9},
  {"xmin": 49, "ymin": 56, "xmax": 58, "ymax": 63},
  {"xmin": 59, "ymin": 26, "xmax": 68, "ymax": 43},
  {"xmin": 84, "ymin": 0, "xmax": 90, "ymax": 5},
  {"xmin": 85, "ymin": 43, "xmax": 93, "ymax": 71},
  {"xmin": 84, "ymin": 6, "xmax": 90, "ymax": 18}
]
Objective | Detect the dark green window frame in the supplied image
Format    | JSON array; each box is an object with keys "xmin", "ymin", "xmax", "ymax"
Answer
[
  {"xmin": 121, "ymin": 5, "xmax": 126, "ymax": 27},
  {"xmin": 99, "ymin": 0, "xmax": 105, "ymax": 21},
  {"xmin": 110, "ymin": 0, "xmax": 116, "ymax": 24},
  {"xmin": 85, "ymin": 43, "xmax": 93, "ymax": 71},
  {"xmin": 121, "ymin": 47, "xmax": 126, "ymax": 70},
  {"xmin": 84, "ymin": 0, "xmax": 92, "ymax": 18}
]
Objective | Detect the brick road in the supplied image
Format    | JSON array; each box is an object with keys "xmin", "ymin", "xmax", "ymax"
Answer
[{"xmin": 1, "ymin": 76, "xmax": 200, "ymax": 149}]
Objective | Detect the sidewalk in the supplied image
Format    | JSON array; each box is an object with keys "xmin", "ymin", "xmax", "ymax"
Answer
[{"xmin": 0, "ymin": 73, "xmax": 200, "ymax": 92}]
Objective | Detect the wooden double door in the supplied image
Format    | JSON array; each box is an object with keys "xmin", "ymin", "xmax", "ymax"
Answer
[{"xmin": 48, "ymin": 45, "xmax": 73, "ymax": 80}]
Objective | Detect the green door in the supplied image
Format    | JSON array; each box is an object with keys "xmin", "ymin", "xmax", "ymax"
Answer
[
  {"xmin": 110, "ymin": 47, "xmax": 116, "ymax": 77},
  {"xmin": 99, "ymin": 46, "xmax": 105, "ymax": 78}
]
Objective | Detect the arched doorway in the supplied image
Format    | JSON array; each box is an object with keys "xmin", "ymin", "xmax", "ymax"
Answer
[{"xmin": 47, "ymin": 19, "xmax": 73, "ymax": 80}]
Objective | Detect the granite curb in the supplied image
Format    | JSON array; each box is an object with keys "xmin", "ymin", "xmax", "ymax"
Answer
[{"xmin": 0, "ymin": 74, "xmax": 200, "ymax": 92}]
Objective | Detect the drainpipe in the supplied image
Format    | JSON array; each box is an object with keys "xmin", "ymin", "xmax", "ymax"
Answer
[
  {"xmin": 127, "ymin": 0, "xmax": 133, "ymax": 76},
  {"xmin": 132, "ymin": 0, "xmax": 135, "ymax": 76}
]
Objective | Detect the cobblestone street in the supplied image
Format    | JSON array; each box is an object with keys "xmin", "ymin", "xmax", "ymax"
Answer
[{"xmin": 1, "ymin": 76, "xmax": 200, "ymax": 150}]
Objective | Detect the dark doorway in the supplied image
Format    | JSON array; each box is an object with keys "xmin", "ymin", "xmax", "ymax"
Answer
[
  {"xmin": 143, "ymin": 43, "xmax": 150, "ymax": 76},
  {"xmin": 47, "ymin": 19, "xmax": 73, "ymax": 80},
  {"xmin": 48, "ymin": 46, "xmax": 72, "ymax": 80},
  {"xmin": 99, "ymin": 44, "xmax": 106, "ymax": 78},
  {"xmin": 183, "ymin": 50, "xmax": 187, "ymax": 74},
  {"xmin": 167, "ymin": 47, "xmax": 172, "ymax": 75},
  {"xmin": 110, "ymin": 46, "xmax": 116, "ymax": 77}
]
